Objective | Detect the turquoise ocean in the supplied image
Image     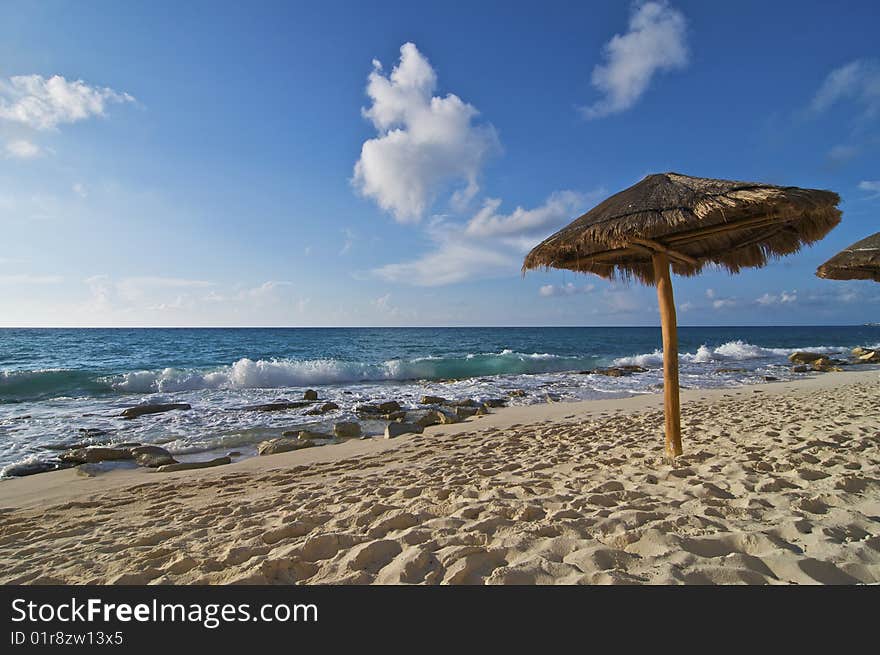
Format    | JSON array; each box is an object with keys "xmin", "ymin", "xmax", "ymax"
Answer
[{"xmin": 1, "ymin": 326, "xmax": 878, "ymax": 476}]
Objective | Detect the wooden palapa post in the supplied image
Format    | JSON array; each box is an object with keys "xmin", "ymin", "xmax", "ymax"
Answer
[{"xmin": 652, "ymin": 252, "xmax": 683, "ymax": 459}]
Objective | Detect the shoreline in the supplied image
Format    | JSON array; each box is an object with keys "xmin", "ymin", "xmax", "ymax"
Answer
[
  {"xmin": 0, "ymin": 368, "xmax": 876, "ymax": 511},
  {"xmin": 1, "ymin": 368, "xmax": 878, "ymax": 584}
]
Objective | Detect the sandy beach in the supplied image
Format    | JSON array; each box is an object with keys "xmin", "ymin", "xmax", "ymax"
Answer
[{"xmin": 1, "ymin": 369, "xmax": 878, "ymax": 585}]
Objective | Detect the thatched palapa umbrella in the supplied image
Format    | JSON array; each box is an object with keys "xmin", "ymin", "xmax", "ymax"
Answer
[
  {"xmin": 816, "ymin": 232, "xmax": 880, "ymax": 282},
  {"xmin": 523, "ymin": 172, "xmax": 841, "ymax": 458}
]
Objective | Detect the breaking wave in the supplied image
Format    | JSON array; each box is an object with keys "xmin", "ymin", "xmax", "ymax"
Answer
[{"xmin": 613, "ymin": 340, "xmax": 847, "ymax": 368}]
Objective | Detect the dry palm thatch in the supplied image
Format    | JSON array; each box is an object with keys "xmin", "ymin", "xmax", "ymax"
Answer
[
  {"xmin": 523, "ymin": 172, "xmax": 841, "ymax": 460},
  {"xmin": 816, "ymin": 232, "xmax": 880, "ymax": 282},
  {"xmin": 522, "ymin": 172, "xmax": 841, "ymax": 285}
]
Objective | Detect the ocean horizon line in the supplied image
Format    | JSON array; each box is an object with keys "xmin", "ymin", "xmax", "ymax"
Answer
[{"xmin": 0, "ymin": 323, "xmax": 875, "ymax": 330}]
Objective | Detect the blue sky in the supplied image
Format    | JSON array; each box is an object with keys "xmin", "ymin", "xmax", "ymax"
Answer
[{"xmin": 0, "ymin": 0, "xmax": 878, "ymax": 327}]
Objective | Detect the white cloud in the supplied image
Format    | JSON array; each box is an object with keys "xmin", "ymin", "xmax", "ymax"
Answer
[
  {"xmin": 464, "ymin": 190, "xmax": 596, "ymax": 246},
  {"xmin": 0, "ymin": 74, "xmax": 134, "ymax": 130},
  {"xmin": 706, "ymin": 288, "xmax": 737, "ymax": 309},
  {"xmin": 539, "ymin": 282, "xmax": 595, "ymax": 297},
  {"xmin": 827, "ymin": 144, "xmax": 860, "ymax": 164},
  {"xmin": 678, "ymin": 301, "xmax": 694, "ymax": 312},
  {"xmin": 373, "ymin": 231, "xmax": 517, "ymax": 286},
  {"xmin": 340, "ymin": 228, "xmax": 355, "ymax": 255},
  {"xmin": 581, "ymin": 1, "xmax": 689, "ymax": 119},
  {"xmin": 859, "ymin": 180, "xmax": 880, "ymax": 197},
  {"xmin": 372, "ymin": 189, "xmax": 598, "ymax": 287},
  {"xmin": 372, "ymin": 292, "xmax": 401, "ymax": 317},
  {"xmin": 756, "ymin": 290, "xmax": 797, "ymax": 306},
  {"xmin": 84, "ymin": 276, "xmax": 300, "ymax": 318},
  {"xmin": 4, "ymin": 139, "xmax": 41, "ymax": 159},
  {"xmin": 353, "ymin": 42, "xmax": 499, "ymax": 222},
  {"xmin": 72, "ymin": 183, "xmax": 87, "ymax": 198},
  {"xmin": 809, "ymin": 59, "xmax": 880, "ymax": 119}
]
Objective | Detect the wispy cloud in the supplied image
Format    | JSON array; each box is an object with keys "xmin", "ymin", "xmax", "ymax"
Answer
[
  {"xmin": 339, "ymin": 228, "xmax": 355, "ymax": 255},
  {"xmin": 0, "ymin": 74, "xmax": 134, "ymax": 130},
  {"xmin": 807, "ymin": 59, "xmax": 880, "ymax": 165},
  {"xmin": 827, "ymin": 144, "xmax": 860, "ymax": 165},
  {"xmin": 4, "ymin": 139, "xmax": 42, "ymax": 159},
  {"xmin": 756, "ymin": 290, "xmax": 797, "ymax": 306},
  {"xmin": 372, "ymin": 189, "xmax": 598, "ymax": 287},
  {"xmin": 705, "ymin": 288, "xmax": 737, "ymax": 309},
  {"xmin": 353, "ymin": 42, "xmax": 499, "ymax": 222},
  {"xmin": 580, "ymin": 1, "xmax": 689, "ymax": 119},
  {"xmin": 809, "ymin": 59, "xmax": 880, "ymax": 119},
  {"xmin": 373, "ymin": 225, "xmax": 517, "ymax": 286},
  {"xmin": 464, "ymin": 190, "xmax": 599, "ymax": 247},
  {"xmin": 539, "ymin": 282, "xmax": 595, "ymax": 297},
  {"xmin": 858, "ymin": 180, "xmax": 880, "ymax": 198}
]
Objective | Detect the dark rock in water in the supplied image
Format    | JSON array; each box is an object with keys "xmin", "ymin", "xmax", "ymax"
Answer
[
  {"xmin": 579, "ymin": 366, "xmax": 647, "ymax": 377},
  {"xmin": 716, "ymin": 368, "xmax": 747, "ymax": 374},
  {"xmin": 78, "ymin": 428, "xmax": 109, "ymax": 437},
  {"xmin": 382, "ymin": 410, "xmax": 407, "ymax": 421},
  {"xmin": 157, "ymin": 456, "xmax": 231, "ymax": 472},
  {"xmin": 257, "ymin": 438, "xmax": 316, "ymax": 456},
  {"xmin": 12, "ymin": 415, "xmax": 32, "ymax": 420},
  {"xmin": 482, "ymin": 398, "xmax": 507, "ymax": 408},
  {"xmin": 43, "ymin": 441, "xmax": 90, "ymax": 451},
  {"xmin": 357, "ymin": 400, "xmax": 401, "ymax": 414},
  {"xmin": 508, "ymin": 389, "xmax": 527, "ymax": 397},
  {"xmin": 414, "ymin": 410, "xmax": 444, "ymax": 429},
  {"xmin": 60, "ymin": 447, "xmax": 134, "ymax": 465},
  {"xmin": 455, "ymin": 406, "xmax": 479, "ymax": 419},
  {"xmin": 334, "ymin": 422, "xmax": 361, "ymax": 439},
  {"xmin": 385, "ymin": 422, "xmax": 423, "ymax": 439},
  {"xmin": 414, "ymin": 410, "xmax": 458, "ymax": 427},
  {"xmin": 450, "ymin": 399, "xmax": 478, "ymax": 408},
  {"xmin": 5, "ymin": 461, "xmax": 65, "ymax": 477},
  {"xmin": 811, "ymin": 357, "xmax": 843, "ymax": 372},
  {"xmin": 420, "ymin": 395, "xmax": 447, "ymax": 405},
  {"xmin": 121, "ymin": 403, "xmax": 191, "ymax": 419},
  {"xmin": 114, "ymin": 442, "xmax": 142, "ymax": 449},
  {"xmin": 788, "ymin": 351, "xmax": 826, "ymax": 365},
  {"xmin": 130, "ymin": 445, "xmax": 176, "ymax": 468},
  {"xmin": 854, "ymin": 350, "xmax": 879, "ymax": 363},
  {"xmin": 304, "ymin": 401, "xmax": 340, "ymax": 415},
  {"xmin": 227, "ymin": 451, "xmax": 242, "ymax": 457},
  {"xmin": 296, "ymin": 430, "xmax": 333, "ymax": 441},
  {"xmin": 243, "ymin": 401, "xmax": 312, "ymax": 412},
  {"xmin": 303, "ymin": 389, "xmax": 319, "ymax": 401},
  {"xmin": 763, "ymin": 376, "xmax": 779, "ymax": 382},
  {"xmin": 792, "ymin": 365, "xmax": 809, "ymax": 373}
]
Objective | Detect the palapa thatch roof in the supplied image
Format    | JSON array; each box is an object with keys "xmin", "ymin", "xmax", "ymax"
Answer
[
  {"xmin": 816, "ymin": 232, "xmax": 880, "ymax": 282},
  {"xmin": 522, "ymin": 172, "xmax": 841, "ymax": 285}
]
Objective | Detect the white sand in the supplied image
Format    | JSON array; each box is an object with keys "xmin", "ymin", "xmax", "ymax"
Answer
[{"xmin": 1, "ymin": 369, "xmax": 878, "ymax": 585}]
